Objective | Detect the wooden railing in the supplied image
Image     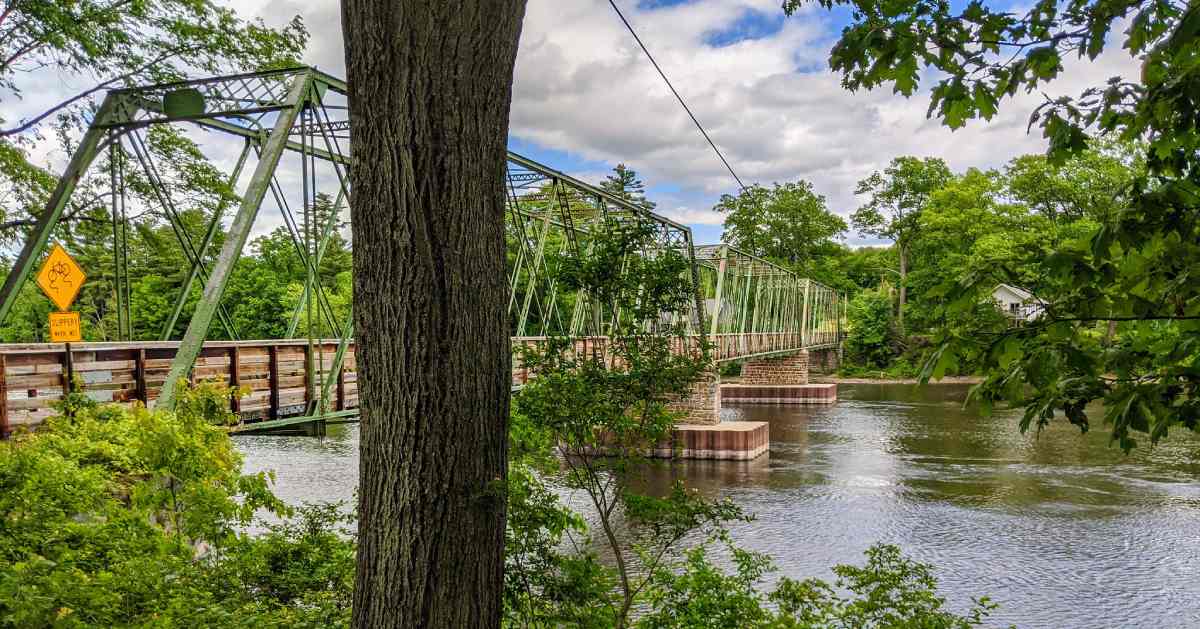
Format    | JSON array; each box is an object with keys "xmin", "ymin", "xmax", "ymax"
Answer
[
  {"xmin": 0, "ymin": 340, "xmax": 357, "ymax": 437},
  {"xmin": 1, "ymin": 330, "xmax": 840, "ymax": 436}
]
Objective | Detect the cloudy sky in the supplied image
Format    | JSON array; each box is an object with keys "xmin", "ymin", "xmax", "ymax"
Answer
[{"xmin": 16, "ymin": 0, "xmax": 1141, "ymax": 246}]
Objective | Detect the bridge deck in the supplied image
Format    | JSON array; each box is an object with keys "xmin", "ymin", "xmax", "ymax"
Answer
[{"xmin": 0, "ymin": 333, "xmax": 839, "ymax": 436}]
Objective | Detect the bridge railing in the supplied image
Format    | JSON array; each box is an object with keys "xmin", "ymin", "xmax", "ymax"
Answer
[
  {"xmin": 0, "ymin": 339, "xmax": 359, "ymax": 437},
  {"xmin": 692, "ymin": 245, "xmax": 844, "ymax": 349},
  {"xmin": 510, "ymin": 335, "xmax": 712, "ymax": 387},
  {"xmin": 711, "ymin": 332, "xmax": 795, "ymax": 362},
  {"xmin": 511, "ymin": 329, "xmax": 840, "ymax": 387}
]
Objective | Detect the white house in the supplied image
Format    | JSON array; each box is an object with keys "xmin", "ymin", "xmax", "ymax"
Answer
[{"xmin": 991, "ymin": 283, "xmax": 1044, "ymax": 323}]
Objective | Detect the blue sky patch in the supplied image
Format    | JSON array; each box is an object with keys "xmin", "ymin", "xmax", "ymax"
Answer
[
  {"xmin": 637, "ymin": 0, "xmax": 695, "ymax": 9},
  {"xmin": 507, "ymin": 137, "xmax": 614, "ymax": 179},
  {"xmin": 704, "ymin": 9, "xmax": 784, "ymax": 48}
]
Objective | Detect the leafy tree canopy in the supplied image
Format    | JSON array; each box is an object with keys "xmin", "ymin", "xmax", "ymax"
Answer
[
  {"xmin": 715, "ymin": 180, "xmax": 846, "ymax": 272},
  {"xmin": 852, "ymin": 156, "xmax": 953, "ymax": 245},
  {"xmin": 0, "ymin": 0, "xmax": 307, "ymax": 137},
  {"xmin": 1004, "ymin": 139, "xmax": 1144, "ymax": 225}
]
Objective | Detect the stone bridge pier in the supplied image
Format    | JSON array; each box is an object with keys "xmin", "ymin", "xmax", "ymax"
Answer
[
  {"xmin": 807, "ymin": 346, "xmax": 841, "ymax": 375},
  {"xmin": 668, "ymin": 365, "xmax": 722, "ymax": 426},
  {"xmin": 737, "ymin": 347, "xmax": 840, "ymax": 385},
  {"xmin": 663, "ymin": 364, "xmax": 768, "ymax": 460},
  {"xmin": 723, "ymin": 348, "xmax": 838, "ymax": 406},
  {"xmin": 740, "ymin": 350, "xmax": 810, "ymax": 385},
  {"xmin": 668, "ymin": 346, "xmax": 842, "ymax": 426}
]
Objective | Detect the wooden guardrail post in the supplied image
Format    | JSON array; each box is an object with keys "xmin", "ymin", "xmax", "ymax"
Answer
[
  {"xmin": 267, "ymin": 345, "xmax": 279, "ymax": 419},
  {"xmin": 0, "ymin": 354, "xmax": 8, "ymax": 438},
  {"xmin": 135, "ymin": 349, "xmax": 147, "ymax": 404},
  {"xmin": 336, "ymin": 362, "xmax": 346, "ymax": 411},
  {"xmin": 303, "ymin": 344, "xmax": 312, "ymax": 410},
  {"xmin": 229, "ymin": 346, "xmax": 241, "ymax": 414},
  {"xmin": 62, "ymin": 344, "xmax": 74, "ymax": 393}
]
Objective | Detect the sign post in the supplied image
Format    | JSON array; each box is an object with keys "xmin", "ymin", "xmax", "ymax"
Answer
[{"xmin": 35, "ymin": 243, "xmax": 85, "ymax": 392}]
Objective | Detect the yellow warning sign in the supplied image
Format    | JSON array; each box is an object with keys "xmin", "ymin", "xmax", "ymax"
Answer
[
  {"xmin": 48, "ymin": 311, "xmax": 82, "ymax": 342},
  {"xmin": 35, "ymin": 243, "xmax": 86, "ymax": 311}
]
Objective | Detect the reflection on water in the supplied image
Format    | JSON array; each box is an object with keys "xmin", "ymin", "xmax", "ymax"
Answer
[{"xmin": 237, "ymin": 384, "xmax": 1200, "ymax": 629}]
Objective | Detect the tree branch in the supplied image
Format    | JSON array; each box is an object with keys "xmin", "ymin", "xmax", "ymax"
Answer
[
  {"xmin": 0, "ymin": 1, "xmax": 22, "ymax": 38},
  {"xmin": 1051, "ymin": 314, "xmax": 1200, "ymax": 322},
  {"xmin": 2, "ymin": 36, "xmax": 41, "ymax": 71},
  {"xmin": 0, "ymin": 46, "xmax": 193, "ymax": 138}
]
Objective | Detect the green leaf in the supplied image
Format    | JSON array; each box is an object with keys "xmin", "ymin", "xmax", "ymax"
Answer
[{"xmin": 997, "ymin": 336, "xmax": 1022, "ymax": 368}]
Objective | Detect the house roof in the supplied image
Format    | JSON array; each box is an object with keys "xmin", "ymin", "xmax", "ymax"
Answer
[{"xmin": 993, "ymin": 283, "xmax": 1035, "ymax": 302}]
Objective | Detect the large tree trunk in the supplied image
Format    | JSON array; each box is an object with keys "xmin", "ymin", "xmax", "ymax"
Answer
[{"xmin": 342, "ymin": 2, "xmax": 526, "ymax": 627}]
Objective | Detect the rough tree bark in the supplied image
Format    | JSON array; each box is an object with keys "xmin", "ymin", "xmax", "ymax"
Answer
[{"xmin": 341, "ymin": 1, "xmax": 526, "ymax": 626}]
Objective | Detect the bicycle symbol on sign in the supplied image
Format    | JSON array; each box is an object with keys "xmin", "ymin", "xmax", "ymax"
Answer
[{"xmin": 46, "ymin": 260, "xmax": 73, "ymax": 290}]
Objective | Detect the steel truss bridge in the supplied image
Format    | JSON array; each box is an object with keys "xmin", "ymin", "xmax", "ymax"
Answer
[{"xmin": 0, "ymin": 67, "xmax": 843, "ymax": 436}]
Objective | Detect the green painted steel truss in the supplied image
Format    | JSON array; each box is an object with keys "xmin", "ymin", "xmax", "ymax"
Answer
[
  {"xmin": 0, "ymin": 67, "xmax": 843, "ymax": 414},
  {"xmin": 695, "ymin": 245, "xmax": 843, "ymax": 361}
]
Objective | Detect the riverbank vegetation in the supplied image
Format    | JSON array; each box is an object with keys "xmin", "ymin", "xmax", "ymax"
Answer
[{"xmin": 0, "ymin": 382, "xmax": 355, "ymax": 627}]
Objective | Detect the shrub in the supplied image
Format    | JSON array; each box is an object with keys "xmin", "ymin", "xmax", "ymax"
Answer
[
  {"xmin": 640, "ymin": 543, "xmax": 999, "ymax": 628},
  {"xmin": 0, "ymin": 390, "xmax": 354, "ymax": 628}
]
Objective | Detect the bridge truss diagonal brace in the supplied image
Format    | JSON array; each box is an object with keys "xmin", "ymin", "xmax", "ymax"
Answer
[
  {"xmin": 155, "ymin": 73, "xmax": 314, "ymax": 410},
  {"xmin": 161, "ymin": 139, "xmax": 254, "ymax": 340},
  {"xmin": 0, "ymin": 94, "xmax": 122, "ymax": 326}
]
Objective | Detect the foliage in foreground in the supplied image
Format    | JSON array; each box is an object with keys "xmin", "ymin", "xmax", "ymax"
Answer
[
  {"xmin": 0, "ymin": 384, "xmax": 354, "ymax": 628},
  {"xmin": 641, "ymin": 543, "xmax": 997, "ymax": 629},
  {"xmin": 504, "ymin": 471, "xmax": 1000, "ymax": 628},
  {"xmin": 1, "ymin": 373, "xmax": 998, "ymax": 629},
  {"xmin": 0, "ymin": 380, "xmax": 998, "ymax": 628}
]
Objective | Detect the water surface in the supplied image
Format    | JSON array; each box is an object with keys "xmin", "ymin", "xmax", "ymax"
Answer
[{"xmin": 236, "ymin": 383, "xmax": 1200, "ymax": 628}]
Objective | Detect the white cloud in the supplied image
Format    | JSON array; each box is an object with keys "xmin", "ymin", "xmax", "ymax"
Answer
[{"xmin": 661, "ymin": 206, "xmax": 725, "ymax": 225}]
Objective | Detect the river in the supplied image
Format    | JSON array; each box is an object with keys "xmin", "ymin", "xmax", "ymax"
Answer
[{"xmin": 235, "ymin": 383, "xmax": 1200, "ymax": 628}]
